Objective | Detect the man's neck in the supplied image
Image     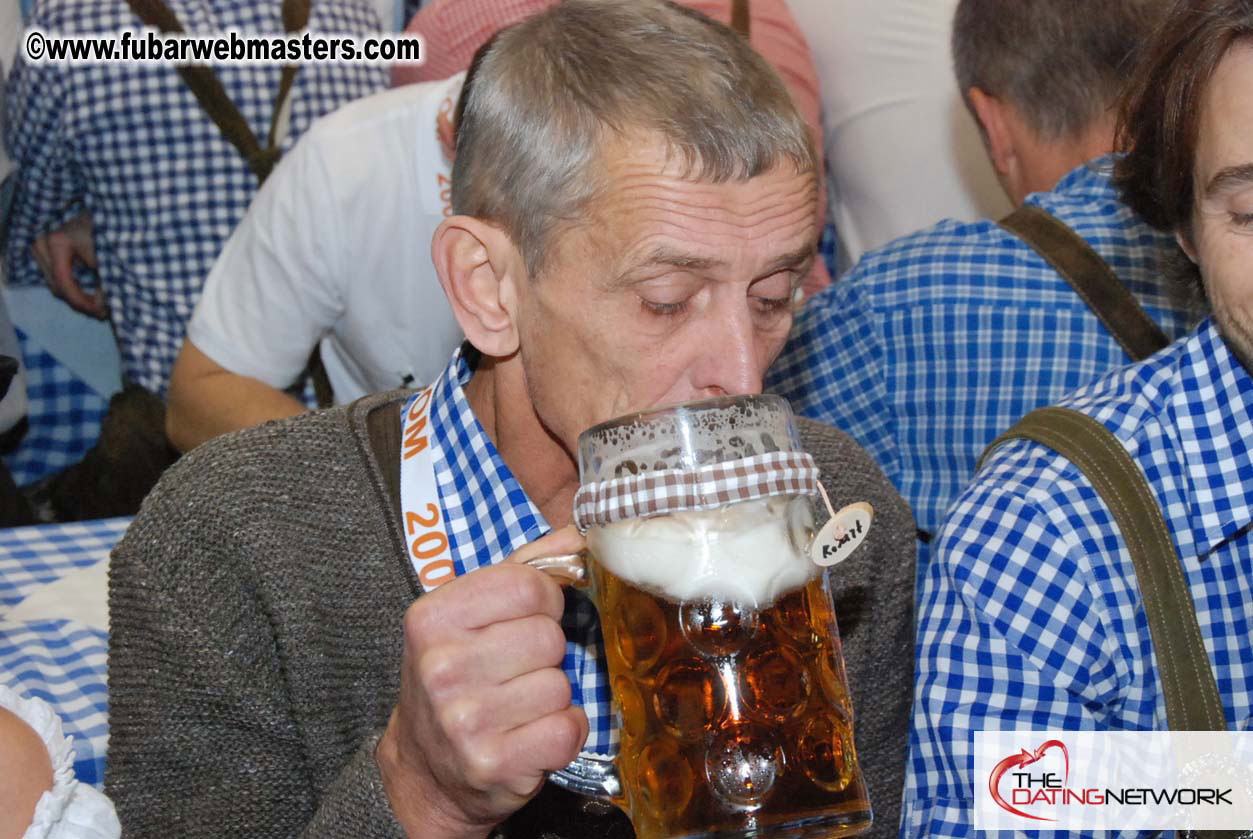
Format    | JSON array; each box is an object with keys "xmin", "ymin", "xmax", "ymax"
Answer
[
  {"xmin": 462, "ymin": 356, "xmax": 580, "ymax": 529},
  {"xmin": 1006, "ymin": 115, "xmax": 1116, "ymax": 205},
  {"xmin": 1045, "ymin": 120, "xmax": 1116, "ymax": 193}
]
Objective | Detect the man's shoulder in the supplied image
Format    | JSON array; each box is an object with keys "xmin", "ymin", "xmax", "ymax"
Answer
[
  {"xmin": 835, "ymin": 211, "xmax": 1072, "ymax": 310},
  {"xmin": 114, "ymin": 392, "xmax": 412, "ymax": 614},
  {"xmin": 796, "ymin": 416, "xmax": 876, "ymax": 467},
  {"xmin": 299, "ymin": 79, "xmax": 454, "ymax": 148},
  {"xmin": 1049, "ymin": 328, "xmax": 1192, "ymax": 445},
  {"xmin": 140, "ymin": 391, "xmax": 405, "ymax": 515},
  {"xmin": 797, "ymin": 417, "xmax": 913, "ymax": 527},
  {"xmin": 840, "ymin": 160, "xmax": 1161, "ymax": 298},
  {"xmin": 847, "ymin": 217, "xmax": 1006, "ymax": 278},
  {"xmin": 951, "ymin": 331, "xmax": 1195, "ymax": 536},
  {"xmin": 279, "ymin": 78, "xmax": 456, "ymax": 205},
  {"xmin": 1029, "ymin": 160, "xmax": 1167, "ymax": 250}
]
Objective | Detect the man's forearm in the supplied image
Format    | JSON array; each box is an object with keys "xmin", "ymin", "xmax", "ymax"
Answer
[{"xmin": 166, "ymin": 341, "xmax": 308, "ymax": 452}]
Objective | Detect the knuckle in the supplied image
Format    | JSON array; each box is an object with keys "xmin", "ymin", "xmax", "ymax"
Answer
[
  {"xmin": 512, "ymin": 567, "xmax": 556, "ymax": 613},
  {"xmin": 416, "ymin": 647, "xmax": 461, "ymax": 697},
  {"xmin": 536, "ymin": 618, "xmax": 567, "ymax": 666},
  {"xmin": 543, "ymin": 667, "xmax": 573, "ymax": 707},
  {"xmin": 403, "ymin": 597, "xmax": 441, "ymax": 645},
  {"xmin": 461, "ymin": 743, "xmax": 504, "ymax": 789},
  {"xmin": 439, "ymin": 696, "xmax": 484, "ymax": 741},
  {"xmin": 547, "ymin": 711, "xmax": 584, "ymax": 761}
]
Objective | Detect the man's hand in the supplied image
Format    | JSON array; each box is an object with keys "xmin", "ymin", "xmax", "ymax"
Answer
[
  {"xmin": 377, "ymin": 527, "xmax": 590, "ymax": 839},
  {"xmin": 31, "ymin": 213, "xmax": 106, "ymax": 319}
]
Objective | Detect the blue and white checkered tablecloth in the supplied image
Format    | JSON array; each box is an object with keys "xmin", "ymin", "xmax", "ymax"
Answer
[{"xmin": 0, "ymin": 517, "xmax": 131, "ymax": 789}]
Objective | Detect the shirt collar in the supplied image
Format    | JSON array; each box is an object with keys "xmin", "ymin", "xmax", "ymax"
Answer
[
  {"xmin": 1170, "ymin": 319, "xmax": 1253, "ymax": 557},
  {"xmin": 1043, "ymin": 155, "xmax": 1116, "ymax": 196},
  {"xmin": 429, "ymin": 344, "xmax": 549, "ymax": 575}
]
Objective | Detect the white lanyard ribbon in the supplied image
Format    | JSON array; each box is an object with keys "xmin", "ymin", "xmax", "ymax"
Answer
[{"xmin": 399, "ymin": 384, "xmax": 457, "ymax": 592}]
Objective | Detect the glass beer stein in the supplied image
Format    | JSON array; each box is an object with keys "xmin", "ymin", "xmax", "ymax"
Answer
[{"xmin": 540, "ymin": 394, "xmax": 872, "ymax": 839}]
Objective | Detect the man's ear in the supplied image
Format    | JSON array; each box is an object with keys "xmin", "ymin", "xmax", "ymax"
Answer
[
  {"xmin": 432, "ymin": 216, "xmax": 523, "ymax": 358},
  {"xmin": 968, "ymin": 86, "xmax": 1017, "ymax": 179},
  {"xmin": 1175, "ymin": 227, "xmax": 1199, "ymax": 264}
]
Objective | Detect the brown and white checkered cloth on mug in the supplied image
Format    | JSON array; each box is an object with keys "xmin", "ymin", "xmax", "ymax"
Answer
[{"xmin": 572, "ymin": 451, "xmax": 820, "ymax": 531}]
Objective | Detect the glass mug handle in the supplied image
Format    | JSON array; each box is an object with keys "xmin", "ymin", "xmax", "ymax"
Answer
[
  {"xmin": 518, "ymin": 549, "xmax": 623, "ymax": 800},
  {"xmin": 520, "ymin": 550, "xmax": 589, "ymax": 588}
]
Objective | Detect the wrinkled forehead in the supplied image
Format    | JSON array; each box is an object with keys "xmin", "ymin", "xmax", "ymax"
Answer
[
  {"xmin": 599, "ymin": 127, "xmax": 816, "ymax": 187},
  {"xmin": 530, "ymin": 130, "xmax": 818, "ymax": 282},
  {"xmin": 593, "ymin": 133, "xmax": 817, "ymax": 227}
]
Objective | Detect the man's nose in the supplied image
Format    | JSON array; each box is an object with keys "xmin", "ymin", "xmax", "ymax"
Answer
[{"xmin": 692, "ymin": 305, "xmax": 762, "ymax": 398}]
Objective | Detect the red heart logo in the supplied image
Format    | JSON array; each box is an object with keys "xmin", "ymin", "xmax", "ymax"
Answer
[{"xmin": 988, "ymin": 739, "xmax": 1070, "ymax": 822}]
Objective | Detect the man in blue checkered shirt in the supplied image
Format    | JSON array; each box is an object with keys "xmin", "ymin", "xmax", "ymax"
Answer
[
  {"xmin": 766, "ymin": 0, "xmax": 1197, "ymax": 551},
  {"xmin": 906, "ymin": 0, "xmax": 1253, "ymax": 834},
  {"xmin": 2, "ymin": 0, "xmax": 386, "ymax": 397}
]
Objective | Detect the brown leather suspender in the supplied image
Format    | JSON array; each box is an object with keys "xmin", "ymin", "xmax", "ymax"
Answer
[
  {"xmin": 999, "ymin": 205, "xmax": 1170, "ymax": 362},
  {"xmin": 123, "ymin": 0, "xmax": 310, "ymax": 184}
]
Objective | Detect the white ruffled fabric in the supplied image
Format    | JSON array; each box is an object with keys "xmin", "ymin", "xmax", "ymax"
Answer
[{"xmin": 0, "ymin": 686, "xmax": 120, "ymax": 839}]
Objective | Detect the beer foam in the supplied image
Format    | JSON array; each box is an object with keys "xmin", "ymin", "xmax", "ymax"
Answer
[
  {"xmin": 586, "ymin": 497, "xmax": 816, "ymax": 607},
  {"xmin": 579, "ymin": 395, "xmax": 799, "ymax": 481}
]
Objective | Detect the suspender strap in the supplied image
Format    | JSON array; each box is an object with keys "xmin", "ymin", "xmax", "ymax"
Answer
[
  {"xmin": 730, "ymin": 0, "xmax": 750, "ymax": 36},
  {"xmin": 999, "ymin": 205, "xmax": 1170, "ymax": 362},
  {"xmin": 980, "ymin": 406, "xmax": 1228, "ymax": 733},
  {"xmin": 123, "ymin": 0, "xmax": 310, "ymax": 183}
]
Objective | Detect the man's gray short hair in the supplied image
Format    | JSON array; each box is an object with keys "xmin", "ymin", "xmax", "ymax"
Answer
[
  {"xmin": 952, "ymin": 0, "xmax": 1167, "ymax": 140},
  {"xmin": 451, "ymin": 0, "xmax": 816, "ymax": 278}
]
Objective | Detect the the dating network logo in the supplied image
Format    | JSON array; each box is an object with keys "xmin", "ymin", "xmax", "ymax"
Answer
[
  {"xmin": 976, "ymin": 730, "xmax": 1249, "ymax": 831},
  {"xmin": 986, "ymin": 735, "xmax": 1235, "ymax": 823}
]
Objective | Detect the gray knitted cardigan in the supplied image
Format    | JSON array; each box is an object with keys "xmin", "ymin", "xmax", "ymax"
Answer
[{"xmin": 106, "ymin": 390, "xmax": 915, "ymax": 838}]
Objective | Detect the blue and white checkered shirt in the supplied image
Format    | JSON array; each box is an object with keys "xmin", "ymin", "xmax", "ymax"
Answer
[
  {"xmin": 427, "ymin": 346, "xmax": 614, "ymax": 757},
  {"xmin": 904, "ymin": 318, "xmax": 1253, "ymax": 838},
  {"xmin": 766, "ymin": 158, "xmax": 1198, "ymax": 541},
  {"xmin": 3, "ymin": 0, "xmax": 386, "ymax": 395}
]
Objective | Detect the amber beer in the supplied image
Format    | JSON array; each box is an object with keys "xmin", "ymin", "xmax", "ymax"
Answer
[{"xmin": 586, "ymin": 499, "xmax": 872, "ymax": 839}]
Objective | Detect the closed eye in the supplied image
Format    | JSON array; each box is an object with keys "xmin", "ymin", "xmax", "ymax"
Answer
[
  {"xmin": 752, "ymin": 295, "xmax": 793, "ymax": 313},
  {"xmin": 641, "ymin": 298, "xmax": 689, "ymax": 317}
]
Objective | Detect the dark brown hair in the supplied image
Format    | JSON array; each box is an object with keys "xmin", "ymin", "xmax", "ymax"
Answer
[
  {"xmin": 1114, "ymin": 0, "xmax": 1253, "ymax": 303},
  {"xmin": 1114, "ymin": 0, "xmax": 1253, "ymax": 237}
]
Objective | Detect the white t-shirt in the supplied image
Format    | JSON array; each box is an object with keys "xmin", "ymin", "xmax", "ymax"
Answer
[
  {"xmin": 785, "ymin": 0, "xmax": 1012, "ymax": 272},
  {"xmin": 189, "ymin": 74, "xmax": 465, "ymax": 403}
]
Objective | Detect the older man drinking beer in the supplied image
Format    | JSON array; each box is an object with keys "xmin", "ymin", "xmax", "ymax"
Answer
[{"xmin": 105, "ymin": 3, "xmax": 917, "ymax": 837}]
